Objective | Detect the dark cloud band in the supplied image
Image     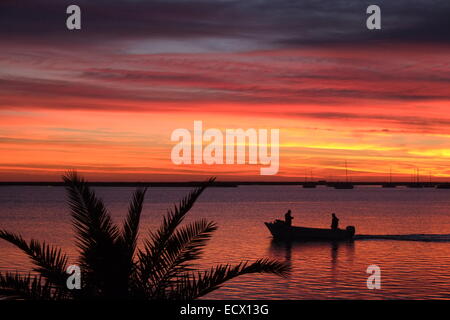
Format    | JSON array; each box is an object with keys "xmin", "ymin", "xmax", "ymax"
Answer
[{"xmin": 1, "ymin": 0, "xmax": 449, "ymax": 47}]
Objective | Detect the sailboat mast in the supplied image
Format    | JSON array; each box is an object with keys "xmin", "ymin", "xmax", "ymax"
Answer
[
  {"xmin": 389, "ymin": 167, "xmax": 392, "ymax": 183},
  {"xmin": 345, "ymin": 161, "xmax": 348, "ymax": 183}
]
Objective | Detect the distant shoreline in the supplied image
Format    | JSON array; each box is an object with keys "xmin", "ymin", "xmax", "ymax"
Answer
[{"xmin": 0, "ymin": 181, "xmax": 449, "ymax": 188}]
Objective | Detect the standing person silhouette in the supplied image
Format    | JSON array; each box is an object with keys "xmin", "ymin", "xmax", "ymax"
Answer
[
  {"xmin": 284, "ymin": 210, "xmax": 294, "ymax": 227},
  {"xmin": 331, "ymin": 213, "xmax": 339, "ymax": 230}
]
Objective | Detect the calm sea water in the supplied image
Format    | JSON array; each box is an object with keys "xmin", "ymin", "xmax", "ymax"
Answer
[{"xmin": 1, "ymin": 185, "xmax": 450, "ymax": 299}]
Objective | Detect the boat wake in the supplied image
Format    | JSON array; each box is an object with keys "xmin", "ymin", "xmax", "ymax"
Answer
[{"xmin": 355, "ymin": 234, "xmax": 450, "ymax": 242}]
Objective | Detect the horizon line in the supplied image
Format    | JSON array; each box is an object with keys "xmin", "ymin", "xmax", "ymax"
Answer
[{"xmin": 1, "ymin": 181, "xmax": 450, "ymax": 186}]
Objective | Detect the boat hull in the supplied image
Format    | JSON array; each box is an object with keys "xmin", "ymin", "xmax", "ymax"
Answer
[{"xmin": 265, "ymin": 221, "xmax": 355, "ymax": 241}]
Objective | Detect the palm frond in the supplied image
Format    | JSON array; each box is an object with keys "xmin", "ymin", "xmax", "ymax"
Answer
[
  {"xmin": 136, "ymin": 178, "xmax": 215, "ymax": 292},
  {"xmin": 140, "ymin": 219, "xmax": 217, "ymax": 298},
  {"xmin": 62, "ymin": 171, "xmax": 122, "ymax": 296},
  {"xmin": 171, "ymin": 258, "xmax": 290, "ymax": 300},
  {"xmin": 0, "ymin": 230, "xmax": 68, "ymax": 289},
  {"xmin": 0, "ymin": 272, "xmax": 54, "ymax": 300},
  {"xmin": 164, "ymin": 219, "xmax": 217, "ymax": 270},
  {"xmin": 119, "ymin": 188, "xmax": 147, "ymax": 260},
  {"xmin": 112, "ymin": 188, "xmax": 147, "ymax": 298},
  {"xmin": 63, "ymin": 171, "xmax": 119, "ymax": 252}
]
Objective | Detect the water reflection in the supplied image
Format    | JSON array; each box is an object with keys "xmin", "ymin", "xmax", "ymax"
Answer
[
  {"xmin": 269, "ymin": 239, "xmax": 355, "ymax": 277},
  {"xmin": 3, "ymin": 186, "xmax": 450, "ymax": 299}
]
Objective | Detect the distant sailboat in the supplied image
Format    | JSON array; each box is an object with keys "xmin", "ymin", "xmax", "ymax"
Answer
[
  {"xmin": 382, "ymin": 167, "xmax": 396, "ymax": 188},
  {"xmin": 303, "ymin": 169, "xmax": 317, "ymax": 188},
  {"xmin": 424, "ymin": 171, "xmax": 434, "ymax": 188},
  {"xmin": 334, "ymin": 161, "xmax": 354, "ymax": 189},
  {"xmin": 408, "ymin": 168, "xmax": 423, "ymax": 188}
]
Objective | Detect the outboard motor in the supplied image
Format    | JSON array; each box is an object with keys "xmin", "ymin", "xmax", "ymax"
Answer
[{"xmin": 346, "ymin": 226, "xmax": 356, "ymax": 238}]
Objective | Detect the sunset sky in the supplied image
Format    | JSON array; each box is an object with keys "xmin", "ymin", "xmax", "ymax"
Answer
[{"xmin": 0, "ymin": 0, "xmax": 449, "ymax": 181}]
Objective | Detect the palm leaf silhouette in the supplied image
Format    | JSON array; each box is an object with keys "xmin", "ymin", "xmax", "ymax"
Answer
[
  {"xmin": 0, "ymin": 273, "xmax": 54, "ymax": 300},
  {"xmin": 171, "ymin": 258, "xmax": 289, "ymax": 299},
  {"xmin": 0, "ymin": 172, "xmax": 289, "ymax": 300},
  {"xmin": 0, "ymin": 230, "xmax": 68, "ymax": 291},
  {"xmin": 136, "ymin": 178, "xmax": 215, "ymax": 298}
]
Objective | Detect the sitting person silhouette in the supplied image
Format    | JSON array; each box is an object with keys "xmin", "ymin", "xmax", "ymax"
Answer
[
  {"xmin": 284, "ymin": 210, "xmax": 294, "ymax": 227},
  {"xmin": 331, "ymin": 213, "xmax": 339, "ymax": 230}
]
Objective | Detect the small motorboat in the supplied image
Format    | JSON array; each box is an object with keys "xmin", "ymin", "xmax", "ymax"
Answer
[{"xmin": 265, "ymin": 220, "xmax": 355, "ymax": 241}]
